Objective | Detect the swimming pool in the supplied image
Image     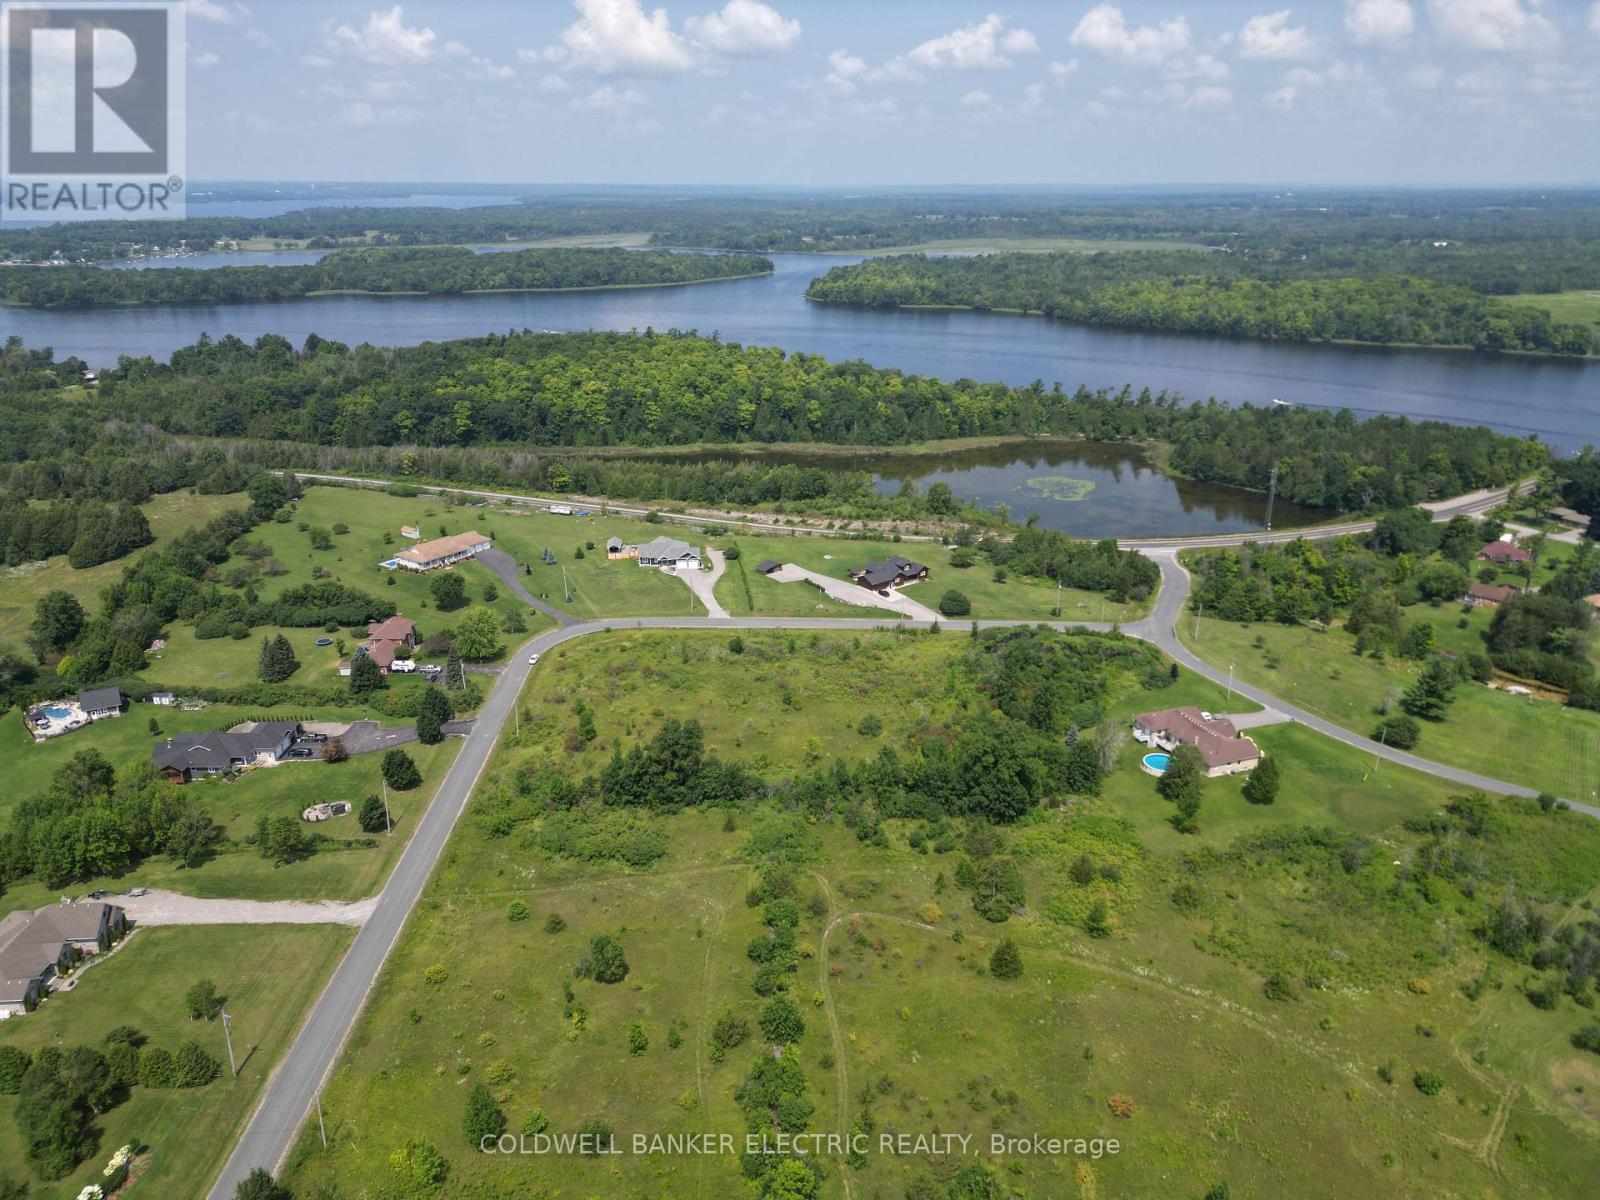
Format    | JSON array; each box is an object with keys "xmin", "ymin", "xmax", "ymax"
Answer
[
  {"xmin": 1140, "ymin": 752, "xmax": 1171, "ymax": 776},
  {"xmin": 39, "ymin": 705, "xmax": 72, "ymax": 720}
]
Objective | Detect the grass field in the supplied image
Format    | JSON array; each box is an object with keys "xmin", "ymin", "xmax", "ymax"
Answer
[
  {"xmin": 717, "ymin": 532, "xmax": 1149, "ymax": 623},
  {"xmin": 1522, "ymin": 290, "xmax": 1600, "ymax": 330},
  {"xmin": 0, "ymin": 700, "xmax": 462, "ymax": 914},
  {"xmin": 282, "ymin": 631, "xmax": 1600, "ymax": 1200},
  {"xmin": 0, "ymin": 924, "xmax": 351, "ymax": 1200},
  {"xmin": 1178, "ymin": 613, "xmax": 1600, "ymax": 802},
  {"xmin": 0, "ymin": 489, "xmax": 250, "ymax": 647}
]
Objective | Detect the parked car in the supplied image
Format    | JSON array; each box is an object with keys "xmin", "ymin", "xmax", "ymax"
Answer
[
  {"xmin": 86, "ymin": 890, "xmax": 108, "ymax": 900},
  {"xmin": 128, "ymin": 887, "xmax": 148, "ymax": 897},
  {"xmin": 877, "ymin": 589, "xmax": 891, "ymax": 598},
  {"xmin": 287, "ymin": 748, "xmax": 314, "ymax": 759},
  {"xmin": 528, "ymin": 653, "xmax": 541, "ymax": 665},
  {"xmin": 390, "ymin": 658, "xmax": 417, "ymax": 673},
  {"xmin": 303, "ymin": 732, "xmax": 328, "ymax": 743}
]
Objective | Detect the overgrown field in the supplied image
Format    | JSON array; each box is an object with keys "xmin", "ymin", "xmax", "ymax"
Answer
[{"xmin": 284, "ymin": 631, "xmax": 1600, "ymax": 1200}]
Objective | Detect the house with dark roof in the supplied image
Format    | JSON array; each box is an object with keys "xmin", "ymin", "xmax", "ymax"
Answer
[
  {"xmin": 0, "ymin": 902, "xmax": 127, "ymax": 1015},
  {"xmin": 367, "ymin": 615, "xmax": 418, "ymax": 647},
  {"xmin": 606, "ymin": 537, "xmax": 636, "ymax": 560},
  {"xmin": 635, "ymin": 536, "xmax": 701, "ymax": 568},
  {"xmin": 1133, "ymin": 706, "xmax": 1260, "ymax": 777},
  {"xmin": 78, "ymin": 685, "xmax": 125, "ymax": 720},
  {"xmin": 151, "ymin": 721, "xmax": 301, "ymax": 783},
  {"xmin": 849, "ymin": 554, "xmax": 929, "ymax": 591},
  {"xmin": 1478, "ymin": 540, "xmax": 1530, "ymax": 565},
  {"xmin": 756, "ymin": 559, "xmax": 782, "ymax": 575},
  {"xmin": 1464, "ymin": 582, "xmax": 1518, "ymax": 608}
]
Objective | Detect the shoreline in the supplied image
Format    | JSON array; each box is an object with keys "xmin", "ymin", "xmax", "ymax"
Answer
[{"xmin": 802, "ymin": 294, "xmax": 1600, "ymax": 364}]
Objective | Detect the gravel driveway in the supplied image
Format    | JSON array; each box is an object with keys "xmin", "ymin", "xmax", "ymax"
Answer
[{"xmin": 117, "ymin": 890, "xmax": 375, "ymax": 927}]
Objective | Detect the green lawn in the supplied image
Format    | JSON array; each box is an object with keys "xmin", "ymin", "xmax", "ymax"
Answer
[
  {"xmin": 0, "ymin": 924, "xmax": 351, "ymax": 1200},
  {"xmin": 1179, "ymin": 614, "xmax": 1600, "ymax": 802},
  {"xmin": 0, "ymin": 702, "xmax": 462, "ymax": 914},
  {"xmin": 0, "ymin": 489, "xmax": 249, "ymax": 647},
  {"xmin": 1521, "ymin": 290, "xmax": 1600, "ymax": 330},
  {"xmin": 718, "ymin": 532, "xmax": 1148, "ymax": 623}
]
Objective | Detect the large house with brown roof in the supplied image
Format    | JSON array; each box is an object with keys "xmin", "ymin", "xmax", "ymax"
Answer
[
  {"xmin": 849, "ymin": 554, "xmax": 929, "ymax": 591},
  {"xmin": 0, "ymin": 901, "xmax": 127, "ymax": 1015},
  {"xmin": 392, "ymin": 530, "xmax": 491, "ymax": 572},
  {"xmin": 1133, "ymin": 706, "xmax": 1261, "ymax": 777},
  {"xmin": 1477, "ymin": 539, "xmax": 1530, "ymax": 565},
  {"xmin": 1463, "ymin": 582, "xmax": 1518, "ymax": 608}
]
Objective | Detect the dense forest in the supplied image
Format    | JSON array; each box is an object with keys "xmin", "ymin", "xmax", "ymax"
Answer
[
  {"xmin": 22, "ymin": 329, "xmax": 1544, "ymax": 513},
  {"xmin": 0, "ymin": 247, "xmax": 771, "ymax": 309},
  {"xmin": 5, "ymin": 187, "xmax": 1600, "ymax": 295},
  {"xmin": 806, "ymin": 252, "xmax": 1596, "ymax": 356}
]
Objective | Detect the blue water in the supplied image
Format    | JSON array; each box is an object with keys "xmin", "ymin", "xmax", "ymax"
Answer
[
  {"xmin": 40, "ymin": 706, "xmax": 72, "ymax": 719},
  {"xmin": 1142, "ymin": 752, "xmax": 1171, "ymax": 773},
  {"xmin": 8, "ymin": 250, "xmax": 1592, "ymax": 450}
]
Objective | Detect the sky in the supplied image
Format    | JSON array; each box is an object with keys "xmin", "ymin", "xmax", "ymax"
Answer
[{"xmin": 177, "ymin": 0, "xmax": 1600, "ymax": 185}]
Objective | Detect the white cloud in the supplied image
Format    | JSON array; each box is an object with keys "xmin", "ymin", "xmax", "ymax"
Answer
[
  {"xmin": 1165, "ymin": 81, "xmax": 1232, "ymax": 109},
  {"xmin": 301, "ymin": 53, "xmax": 333, "ymax": 68},
  {"xmin": 822, "ymin": 48, "xmax": 867, "ymax": 92},
  {"xmin": 572, "ymin": 83, "xmax": 645, "ymax": 110},
  {"xmin": 1426, "ymin": 0, "xmax": 1556, "ymax": 53},
  {"xmin": 193, "ymin": 50, "xmax": 220, "ymax": 67},
  {"xmin": 545, "ymin": 0, "xmax": 693, "ymax": 73},
  {"xmin": 186, "ymin": 0, "xmax": 234, "ymax": 25},
  {"xmin": 1590, "ymin": 1, "xmax": 1600, "ymax": 36},
  {"xmin": 537, "ymin": 73, "xmax": 570, "ymax": 93},
  {"xmin": 959, "ymin": 88, "xmax": 995, "ymax": 109},
  {"xmin": 469, "ymin": 56, "xmax": 513, "ymax": 80},
  {"xmin": 1069, "ymin": 5, "xmax": 1191, "ymax": 66},
  {"xmin": 245, "ymin": 28, "xmax": 271, "ymax": 48},
  {"xmin": 1345, "ymin": 0, "xmax": 1415, "ymax": 45},
  {"xmin": 899, "ymin": 13, "xmax": 1038, "ymax": 72},
  {"xmin": 1166, "ymin": 51, "xmax": 1231, "ymax": 83},
  {"xmin": 327, "ymin": 6, "xmax": 437, "ymax": 66},
  {"xmin": 1237, "ymin": 10, "xmax": 1315, "ymax": 59},
  {"xmin": 1048, "ymin": 58, "xmax": 1080, "ymax": 81},
  {"xmin": 1020, "ymin": 81, "xmax": 1046, "ymax": 110},
  {"xmin": 685, "ymin": 1, "xmax": 800, "ymax": 55}
]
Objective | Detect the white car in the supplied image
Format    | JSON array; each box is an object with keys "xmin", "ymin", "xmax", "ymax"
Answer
[{"xmin": 528, "ymin": 654, "xmax": 540, "ymax": 666}]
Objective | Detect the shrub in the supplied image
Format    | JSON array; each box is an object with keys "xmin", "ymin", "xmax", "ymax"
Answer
[
  {"xmin": 388, "ymin": 1140, "xmax": 447, "ymax": 1191},
  {"xmin": 423, "ymin": 964, "xmax": 448, "ymax": 985},
  {"xmin": 463, "ymin": 1081, "xmax": 505, "ymax": 1149},
  {"xmin": 520, "ymin": 1108, "xmax": 549, "ymax": 1136},
  {"xmin": 544, "ymin": 912, "xmax": 567, "ymax": 934},
  {"xmin": 506, "ymin": 900, "xmax": 529, "ymax": 922},
  {"xmin": 1572, "ymin": 1024, "xmax": 1600, "ymax": 1054},
  {"xmin": 917, "ymin": 902, "xmax": 943, "ymax": 925},
  {"xmin": 989, "ymin": 937, "xmax": 1023, "ymax": 980},
  {"xmin": 857, "ymin": 713, "xmax": 883, "ymax": 738},
  {"xmin": 711, "ymin": 1012, "xmax": 751, "ymax": 1050},
  {"xmin": 321, "ymin": 737, "xmax": 349, "ymax": 764},
  {"xmin": 938, "ymin": 590, "xmax": 971, "ymax": 617},
  {"xmin": 1372, "ymin": 714, "xmax": 1421, "ymax": 749},
  {"xmin": 583, "ymin": 935, "xmax": 629, "ymax": 984},
  {"xmin": 1264, "ymin": 973, "xmax": 1297, "ymax": 1002},
  {"xmin": 1413, "ymin": 1070, "xmax": 1446, "ymax": 1097},
  {"xmin": 0, "ymin": 1046, "xmax": 28, "ymax": 1093},
  {"xmin": 627, "ymin": 1020, "xmax": 648, "ymax": 1056},
  {"xmin": 171, "ymin": 1041, "xmax": 220, "ymax": 1087},
  {"xmin": 382, "ymin": 748, "xmax": 422, "ymax": 790},
  {"xmin": 759, "ymin": 996, "xmax": 806, "ymax": 1044},
  {"xmin": 1107, "ymin": 1093, "xmax": 1136, "ymax": 1118}
]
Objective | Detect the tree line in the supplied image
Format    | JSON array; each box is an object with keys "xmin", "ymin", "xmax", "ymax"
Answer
[
  {"xmin": 806, "ymin": 252, "xmax": 1596, "ymax": 357},
  {"xmin": 0, "ymin": 247, "xmax": 771, "ymax": 309},
  {"xmin": 75, "ymin": 329, "xmax": 1549, "ymax": 513}
]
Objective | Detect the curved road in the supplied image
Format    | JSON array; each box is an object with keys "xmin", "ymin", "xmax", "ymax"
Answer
[{"xmin": 211, "ymin": 478, "xmax": 1561, "ymax": 1198}]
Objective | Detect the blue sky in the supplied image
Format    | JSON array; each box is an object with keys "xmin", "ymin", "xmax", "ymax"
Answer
[{"xmin": 181, "ymin": 0, "xmax": 1600, "ymax": 184}]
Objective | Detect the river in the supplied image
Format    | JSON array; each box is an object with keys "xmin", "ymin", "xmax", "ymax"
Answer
[{"xmin": 7, "ymin": 250, "xmax": 1594, "ymax": 451}]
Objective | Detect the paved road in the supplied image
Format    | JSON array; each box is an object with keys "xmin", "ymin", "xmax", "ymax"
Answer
[
  {"xmin": 478, "ymin": 548, "xmax": 578, "ymax": 626},
  {"xmin": 1124, "ymin": 553, "xmax": 1600, "ymax": 820}
]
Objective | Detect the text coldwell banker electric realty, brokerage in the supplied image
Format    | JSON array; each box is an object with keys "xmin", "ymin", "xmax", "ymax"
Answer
[{"xmin": 479, "ymin": 1130, "xmax": 1125, "ymax": 1160}]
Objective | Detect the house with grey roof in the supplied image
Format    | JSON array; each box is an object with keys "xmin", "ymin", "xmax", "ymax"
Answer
[
  {"xmin": 849, "ymin": 554, "xmax": 929, "ymax": 591},
  {"xmin": 78, "ymin": 685, "xmax": 125, "ymax": 720},
  {"xmin": 635, "ymin": 536, "xmax": 701, "ymax": 569},
  {"xmin": 0, "ymin": 902, "xmax": 127, "ymax": 1016},
  {"xmin": 152, "ymin": 721, "xmax": 301, "ymax": 783}
]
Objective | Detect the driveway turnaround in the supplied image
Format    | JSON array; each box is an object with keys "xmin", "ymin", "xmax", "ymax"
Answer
[
  {"xmin": 681, "ymin": 548, "xmax": 729, "ymax": 618},
  {"xmin": 767, "ymin": 563, "xmax": 942, "ymax": 622}
]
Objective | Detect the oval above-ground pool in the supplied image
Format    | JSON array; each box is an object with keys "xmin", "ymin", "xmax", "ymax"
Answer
[
  {"xmin": 314, "ymin": 637, "xmax": 334, "ymax": 646},
  {"xmin": 1141, "ymin": 751, "xmax": 1171, "ymax": 776}
]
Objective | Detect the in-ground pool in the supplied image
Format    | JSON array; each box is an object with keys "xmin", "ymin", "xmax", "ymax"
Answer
[
  {"xmin": 39, "ymin": 705, "xmax": 73, "ymax": 720},
  {"xmin": 1141, "ymin": 752, "xmax": 1171, "ymax": 776}
]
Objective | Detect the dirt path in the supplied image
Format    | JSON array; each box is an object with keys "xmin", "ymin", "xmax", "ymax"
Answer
[{"xmin": 119, "ymin": 890, "xmax": 376, "ymax": 927}]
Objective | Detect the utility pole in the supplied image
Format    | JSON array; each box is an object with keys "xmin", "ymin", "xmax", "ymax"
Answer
[
  {"xmin": 1373, "ymin": 717, "xmax": 1386, "ymax": 775},
  {"xmin": 1226, "ymin": 661, "xmax": 1234, "ymax": 703},
  {"xmin": 221, "ymin": 1009, "xmax": 238, "ymax": 1078},
  {"xmin": 1193, "ymin": 601, "xmax": 1203, "ymax": 642},
  {"xmin": 383, "ymin": 779, "xmax": 392, "ymax": 834},
  {"xmin": 316, "ymin": 1094, "xmax": 328, "ymax": 1148},
  {"xmin": 1053, "ymin": 577, "xmax": 1061, "ymax": 618},
  {"xmin": 1265, "ymin": 463, "xmax": 1280, "ymax": 533}
]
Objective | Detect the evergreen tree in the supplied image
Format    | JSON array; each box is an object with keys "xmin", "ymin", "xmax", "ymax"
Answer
[
  {"xmin": 382, "ymin": 748, "xmax": 422, "ymax": 790},
  {"xmin": 463, "ymin": 1080, "xmax": 506, "ymax": 1148},
  {"xmin": 1156, "ymin": 744, "xmax": 1204, "ymax": 806},
  {"xmin": 1401, "ymin": 658, "xmax": 1458, "ymax": 721},
  {"xmin": 257, "ymin": 633, "xmax": 299, "ymax": 683},
  {"xmin": 1241, "ymin": 756, "xmax": 1280, "ymax": 805},
  {"xmin": 416, "ymin": 685, "xmax": 452, "ymax": 744},
  {"xmin": 989, "ymin": 937, "xmax": 1023, "ymax": 979},
  {"xmin": 359, "ymin": 793, "xmax": 388, "ymax": 833},
  {"xmin": 234, "ymin": 1167, "xmax": 294, "ymax": 1200},
  {"xmin": 349, "ymin": 652, "xmax": 386, "ymax": 695}
]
